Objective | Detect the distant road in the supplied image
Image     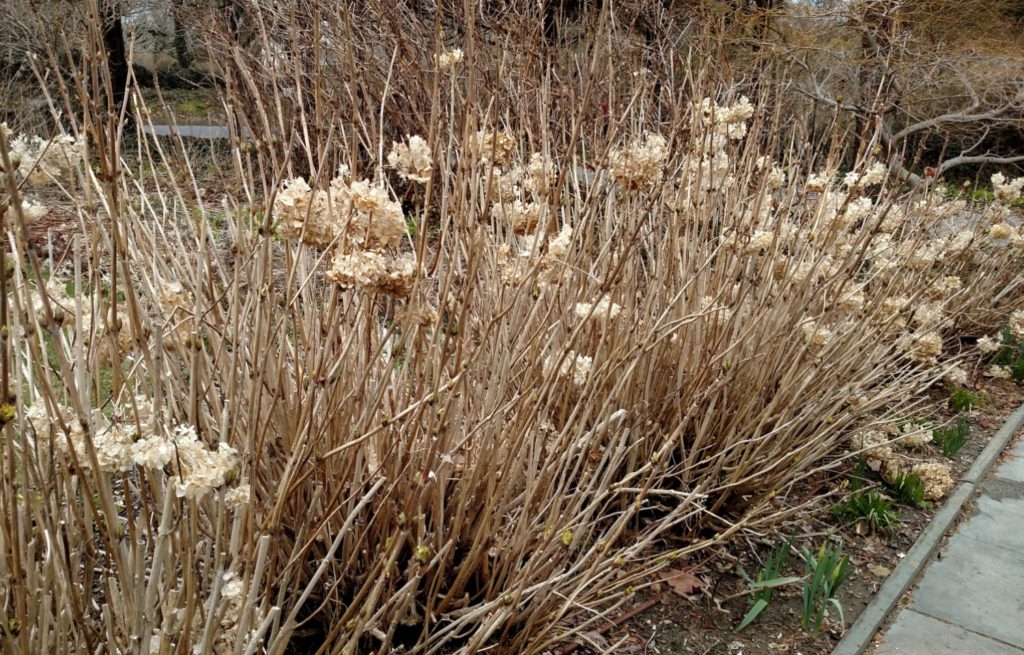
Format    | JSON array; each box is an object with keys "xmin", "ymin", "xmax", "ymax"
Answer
[{"xmin": 141, "ymin": 124, "xmax": 251, "ymax": 140}]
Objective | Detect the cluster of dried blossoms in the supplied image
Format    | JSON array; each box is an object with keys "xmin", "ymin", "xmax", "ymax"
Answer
[
  {"xmin": 25, "ymin": 395, "xmax": 241, "ymax": 500},
  {"xmin": 977, "ymin": 308, "xmax": 1024, "ymax": 378},
  {"xmin": 436, "ymin": 48, "xmax": 464, "ymax": 70},
  {"xmin": 609, "ymin": 132, "xmax": 670, "ymax": 190},
  {"xmin": 3, "ymin": 124, "xmax": 84, "ymax": 185},
  {"xmin": 467, "ymin": 131, "xmax": 578, "ymax": 300},
  {"xmin": 849, "ymin": 426, "xmax": 954, "ymax": 500},
  {"xmin": 274, "ymin": 166, "xmax": 418, "ymax": 297},
  {"xmin": 992, "ymin": 172, "xmax": 1024, "ymax": 204},
  {"xmin": 1, "ymin": 124, "xmax": 84, "ymax": 224},
  {"xmin": 388, "ymin": 134, "xmax": 433, "ymax": 183},
  {"xmin": 483, "ymin": 150, "xmax": 557, "ymax": 238}
]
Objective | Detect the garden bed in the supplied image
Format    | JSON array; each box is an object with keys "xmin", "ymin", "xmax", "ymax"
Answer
[{"xmin": 581, "ymin": 376, "xmax": 1024, "ymax": 655}]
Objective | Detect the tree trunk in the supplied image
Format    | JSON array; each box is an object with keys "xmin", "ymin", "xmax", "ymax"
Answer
[
  {"xmin": 173, "ymin": 14, "xmax": 192, "ymax": 70},
  {"xmin": 102, "ymin": 1, "xmax": 129, "ymax": 117}
]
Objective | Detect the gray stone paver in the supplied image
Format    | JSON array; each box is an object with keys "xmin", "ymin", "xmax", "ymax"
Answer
[
  {"xmin": 996, "ymin": 447, "xmax": 1024, "ymax": 483},
  {"xmin": 872, "ymin": 442, "xmax": 1024, "ymax": 654},
  {"xmin": 964, "ymin": 484, "xmax": 1024, "ymax": 553},
  {"xmin": 909, "ymin": 535, "xmax": 1024, "ymax": 649},
  {"xmin": 874, "ymin": 610, "xmax": 1024, "ymax": 655}
]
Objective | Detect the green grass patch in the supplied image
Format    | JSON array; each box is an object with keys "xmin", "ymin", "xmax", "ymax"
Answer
[
  {"xmin": 800, "ymin": 541, "xmax": 851, "ymax": 636},
  {"xmin": 736, "ymin": 541, "xmax": 799, "ymax": 632},
  {"xmin": 832, "ymin": 490, "xmax": 897, "ymax": 533},
  {"xmin": 932, "ymin": 416, "xmax": 971, "ymax": 457},
  {"xmin": 949, "ymin": 387, "xmax": 982, "ymax": 413},
  {"xmin": 886, "ymin": 470, "xmax": 927, "ymax": 507}
]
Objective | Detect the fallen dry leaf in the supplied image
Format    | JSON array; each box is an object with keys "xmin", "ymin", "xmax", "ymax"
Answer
[{"xmin": 657, "ymin": 568, "xmax": 707, "ymax": 597}]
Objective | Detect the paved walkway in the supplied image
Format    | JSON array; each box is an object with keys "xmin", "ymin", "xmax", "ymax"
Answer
[{"xmin": 873, "ymin": 437, "xmax": 1024, "ymax": 654}]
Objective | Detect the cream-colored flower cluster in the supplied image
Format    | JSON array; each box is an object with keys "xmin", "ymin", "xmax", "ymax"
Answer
[
  {"xmin": 849, "ymin": 427, "xmax": 953, "ymax": 498},
  {"xmin": 24, "ymin": 395, "xmax": 241, "ymax": 498},
  {"xmin": 496, "ymin": 198, "xmax": 543, "ymax": 235},
  {"xmin": 896, "ymin": 331, "xmax": 944, "ymax": 365},
  {"xmin": 134, "ymin": 423, "xmax": 238, "ymax": 499},
  {"xmin": 609, "ymin": 133, "xmax": 669, "ymax": 191},
  {"xmin": 675, "ymin": 97, "xmax": 758, "ymax": 197},
  {"xmin": 275, "ymin": 173, "xmax": 407, "ymax": 251},
  {"xmin": 274, "ymin": 177, "xmax": 339, "ymax": 249},
  {"xmin": 697, "ymin": 96, "xmax": 754, "ymax": 141},
  {"xmin": 700, "ymin": 295, "xmax": 734, "ymax": 327},
  {"xmin": 274, "ymin": 168, "xmax": 419, "ymax": 297},
  {"xmin": 843, "ymin": 162, "xmax": 886, "ymax": 190},
  {"xmin": 943, "ymin": 364, "xmax": 969, "ymax": 388},
  {"xmin": 482, "ymin": 150, "xmax": 557, "ymax": 237},
  {"xmin": 325, "ymin": 250, "xmax": 417, "ymax": 296},
  {"xmin": 24, "ymin": 396, "xmax": 159, "ymax": 473},
  {"xmin": 472, "ymin": 129, "xmax": 516, "ymax": 166},
  {"xmin": 153, "ymin": 568, "xmax": 260, "ymax": 655},
  {"xmin": 849, "ymin": 430, "xmax": 894, "ymax": 469},
  {"xmin": 495, "ymin": 224, "xmax": 573, "ymax": 290},
  {"xmin": 3, "ymin": 124, "xmax": 85, "ymax": 186},
  {"xmin": 992, "ymin": 172, "xmax": 1024, "ymax": 204},
  {"xmin": 911, "ymin": 462, "xmax": 954, "ymax": 500},
  {"xmin": 801, "ymin": 319, "xmax": 834, "ymax": 349},
  {"xmin": 544, "ymin": 351, "xmax": 593, "ymax": 387},
  {"xmin": 989, "ymin": 221, "xmax": 1016, "ymax": 241},
  {"xmin": 900, "ymin": 426, "xmax": 934, "ymax": 449},
  {"xmin": 1009, "ymin": 310, "xmax": 1024, "ymax": 341},
  {"xmin": 986, "ymin": 364, "xmax": 1013, "ymax": 379},
  {"xmin": 437, "ymin": 48, "xmax": 464, "ymax": 70},
  {"xmin": 387, "ymin": 134, "xmax": 432, "ymax": 183},
  {"xmin": 1, "ymin": 125, "xmax": 83, "ymax": 229},
  {"xmin": 977, "ymin": 335, "xmax": 1002, "ymax": 353},
  {"xmin": 574, "ymin": 294, "xmax": 622, "ymax": 322},
  {"xmin": 154, "ymin": 278, "xmax": 197, "ymax": 347},
  {"xmin": 2, "ymin": 198, "xmax": 48, "ymax": 223}
]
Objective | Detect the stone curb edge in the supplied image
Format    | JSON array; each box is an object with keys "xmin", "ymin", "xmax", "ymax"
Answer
[{"xmin": 831, "ymin": 401, "xmax": 1024, "ymax": 655}]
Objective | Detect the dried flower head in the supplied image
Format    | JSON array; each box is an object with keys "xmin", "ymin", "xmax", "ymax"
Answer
[
  {"xmin": 897, "ymin": 331, "xmax": 943, "ymax": 365},
  {"xmin": 6, "ymin": 198, "xmax": 49, "ymax": 223},
  {"xmin": 977, "ymin": 336, "xmax": 1001, "ymax": 353},
  {"xmin": 437, "ymin": 48, "xmax": 464, "ymax": 69},
  {"xmin": 805, "ymin": 172, "xmax": 831, "ymax": 193},
  {"xmin": 911, "ymin": 462, "xmax": 954, "ymax": 500},
  {"xmin": 575, "ymin": 295, "xmax": 622, "ymax": 321},
  {"xmin": 497, "ymin": 199, "xmax": 543, "ymax": 235},
  {"xmin": 169, "ymin": 425, "xmax": 239, "ymax": 499},
  {"xmin": 1009, "ymin": 310, "xmax": 1024, "ymax": 341},
  {"xmin": 546, "ymin": 224, "xmax": 573, "ymax": 259},
  {"xmin": 801, "ymin": 319, "xmax": 834, "ymax": 348},
  {"xmin": 900, "ymin": 427, "xmax": 933, "ymax": 449},
  {"xmin": 609, "ymin": 133, "xmax": 669, "ymax": 191},
  {"xmin": 842, "ymin": 162, "xmax": 886, "ymax": 190},
  {"xmin": 992, "ymin": 172, "xmax": 1024, "ymax": 204},
  {"xmin": 224, "ymin": 483, "xmax": 251, "ymax": 509},
  {"xmin": 326, "ymin": 250, "xmax": 418, "ymax": 297},
  {"xmin": 989, "ymin": 222, "xmax": 1016, "ymax": 241},
  {"xmin": 985, "ymin": 365, "xmax": 1012, "ymax": 379},
  {"xmin": 524, "ymin": 153, "xmax": 556, "ymax": 197},
  {"xmin": 274, "ymin": 178, "xmax": 339, "ymax": 248},
  {"xmin": 943, "ymin": 365, "xmax": 969, "ymax": 388},
  {"xmin": 388, "ymin": 135, "xmax": 432, "ymax": 183},
  {"xmin": 472, "ymin": 130, "xmax": 516, "ymax": 166},
  {"xmin": 7, "ymin": 131, "xmax": 85, "ymax": 186}
]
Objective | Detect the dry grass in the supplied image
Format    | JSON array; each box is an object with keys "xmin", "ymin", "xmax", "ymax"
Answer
[{"xmin": 1, "ymin": 2, "xmax": 1023, "ymax": 654}]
